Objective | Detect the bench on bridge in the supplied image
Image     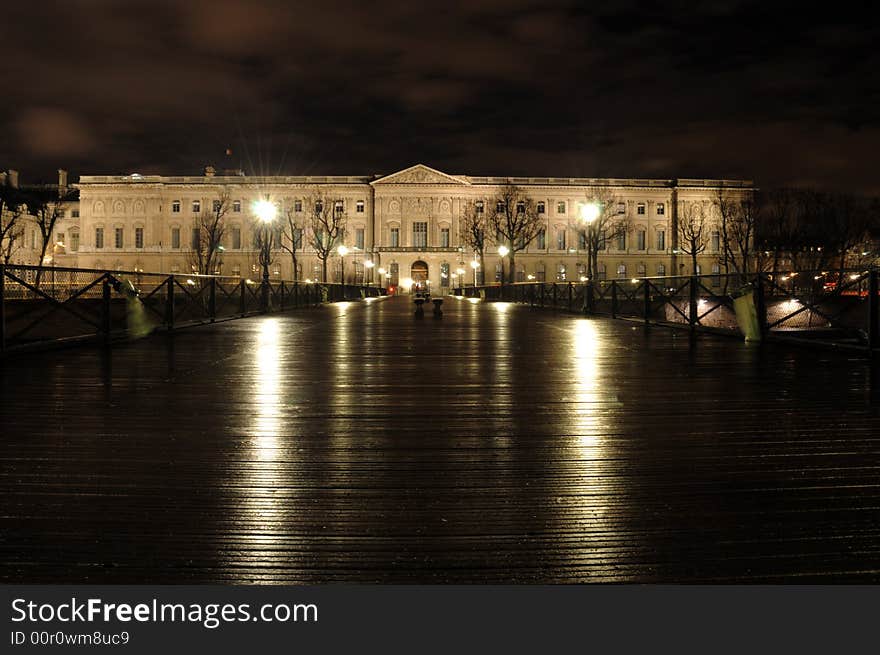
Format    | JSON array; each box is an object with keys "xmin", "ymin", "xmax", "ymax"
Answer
[{"xmin": 413, "ymin": 293, "xmax": 443, "ymax": 316}]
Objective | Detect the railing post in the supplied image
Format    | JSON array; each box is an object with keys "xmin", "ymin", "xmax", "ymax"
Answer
[
  {"xmin": 540, "ymin": 283, "xmax": 545, "ymax": 307},
  {"xmin": 568, "ymin": 282, "xmax": 573, "ymax": 312},
  {"xmin": 552, "ymin": 283, "xmax": 557, "ymax": 308},
  {"xmin": 643, "ymin": 279, "xmax": 651, "ymax": 326},
  {"xmin": 689, "ymin": 275, "xmax": 699, "ymax": 332},
  {"xmin": 279, "ymin": 281, "xmax": 286, "ymax": 312},
  {"xmin": 0, "ymin": 264, "xmax": 5, "ymax": 353},
  {"xmin": 611, "ymin": 281, "xmax": 618, "ymax": 318},
  {"xmin": 586, "ymin": 281, "xmax": 594, "ymax": 314},
  {"xmin": 102, "ymin": 275, "xmax": 112, "ymax": 344},
  {"xmin": 208, "ymin": 277, "xmax": 216, "ymax": 322},
  {"xmin": 755, "ymin": 273, "xmax": 768, "ymax": 339},
  {"xmin": 165, "ymin": 275, "xmax": 175, "ymax": 329},
  {"xmin": 869, "ymin": 268, "xmax": 878, "ymax": 351}
]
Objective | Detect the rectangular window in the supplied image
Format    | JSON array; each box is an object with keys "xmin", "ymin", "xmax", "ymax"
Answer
[
  {"xmin": 72, "ymin": 209, "xmax": 80, "ymax": 218},
  {"xmin": 171, "ymin": 227, "xmax": 180, "ymax": 249},
  {"xmin": 656, "ymin": 203, "xmax": 665, "ymax": 215},
  {"xmin": 334, "ymin": 200, "xmax": 344, "ymax": 213},
  {"xmin": 70, "ymin": 232, "xmax": 80, "ymax": 251},
  {"xmin": 516, "ymin": 201, "xmax": 525, "ymax": 214},
  {"xmin": 440, "ymin": 227, "xmax": 450, "ymax": 248},
  {"xmin": 95, "ymin": 227, "xmax": 104, "ymax": 249},
  {"xmin": 496, "ymin": 201, "xmax": 505, "ymax": 213},
  {"xmin": 390, "ymin": 227, "xmax": 400, "ymax": 248},
  {"xmin": 637, "ymin": 230, "xmax": 646, "ymax": 250},
  {"xmin": 191, "ymin": 228, "xmax": 200, "ymax": 250},
  {"xmin": 711, "ymin": 231, "xmax": 720, "ymax": 252},
  {"xmin": 537, "ymin": 229, "xmax": 546, "ymax": 250},
  {"xmin": 315, "ymin": 200, "xmax": 323, "ymax": 214},
  {"xmin": 355, "ymin": 228, "xmax": 365, "ymax": 250},
  {"xmin": 637, "ymin": 203, "xmax": 645, "ymax": 215},
  {"xmin": 413, "ymin": 222, "xmax": 428, "ymax": 248},
  {"xmin": 617, "ymin": 264, "xmax": 627, "ymax": 279},
  {"xmin": 294, "ymin": 200, "xmax": 302, "ymax": 213},
  {"xmin": 556, "ymin": 229, "xmax": 566, "ymax": 250},
  {"xmin": 172, "ymin": 200, "xmax": 180, "ymax": 213},
  {"xmin": 598, "ymin": 231, "xmax": 607, "ymax": 251},
  {"xmin": 115, "ymin": 227, "xmax": 124, "ymax": 249},
  {"xmin": 233, "ymin": 200, "xmax": 241, "ymax": 213},
  {"xmin": 192, "ymin": 200, "xmax": 201, "ymax": 213},
  {"xmin": 537, "ymin": 201, "xmax": 545, "ymax": 214},
  {"xmin": 212, "ymin": 200, "xmax": 221, "ymax": 213},
  {"xmin": 557, "ymin": 201, "xmax": 566, "ymax": 214},
  {"xmin": 578, "ymin": 231, "xmax": 586, "ymax": 250},
  {"xmin": 637, "ymin": 263, "xmax": 646, "ymax": 277},
  {"xmin": 135, "ymin": 227, "xmax": 144, "ymax": 249},
  {"xmin": 617, "ymin": 232, "xmax": 626, "ymax": 250},
  {"xmin": 617, "ymin": 202, "xmax": 626, "ymax": 214},
  {"xmin": 232, "ymin": 228, "xmax": 241, "ymax": 249},
  {"xmin": 356, "ymin": 200, "xmax": 364, "ymax": 213},
  {"xmin": 657, "ymin": 263, "xmax": 666, "ymax": 276},
  {"xmin": 293, "ymin": 227, "xmax": 302, "ymax": 249},
  {"xmin": 475, "ymin": 200, "xmax": 484, "ymax": 213},
  {"xmin": 657, "ymin": 230, "xmax": 666, "ymax": 251}
]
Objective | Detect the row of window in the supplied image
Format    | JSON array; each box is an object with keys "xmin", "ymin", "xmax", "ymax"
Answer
[
  {"xmin": 83, "ymin": 224, "xmax": 722, "ymax": 254},
  {"xmin": 168, "ymin": 199, "xmax": 367, "ymax": 214},
  {"xmin": 473, "ymin": 200, "xmax": 666, "ymax": 216}
]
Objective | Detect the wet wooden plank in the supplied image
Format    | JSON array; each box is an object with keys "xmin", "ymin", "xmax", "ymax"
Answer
[{"xmin": 1, "ymin": 296, "xmax": 879, "ymax": 583}]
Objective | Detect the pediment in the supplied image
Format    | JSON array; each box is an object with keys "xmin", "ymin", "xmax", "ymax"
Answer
[{"xmin": 371, "ymin": 164, "xmax": 469, "ymax": 186}]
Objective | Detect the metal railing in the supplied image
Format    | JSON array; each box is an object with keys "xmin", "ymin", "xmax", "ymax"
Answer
[
  {"xmin": 454, "ymin": 269, "xmax": 880, "ymax": 353},
  {"xmin": 1, "ymin": 264, "xmax": 385, "ymax": 355}
]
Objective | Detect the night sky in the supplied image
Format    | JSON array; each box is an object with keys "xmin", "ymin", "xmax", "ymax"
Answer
[{"xmin": 2, "ymin": 1, "xmax": 878, "ymax": 193}]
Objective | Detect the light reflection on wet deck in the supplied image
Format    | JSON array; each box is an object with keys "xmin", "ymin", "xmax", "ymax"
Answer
[{"xmin": 2, "ymin": 295, "xmax": 879, "ymax": 583}]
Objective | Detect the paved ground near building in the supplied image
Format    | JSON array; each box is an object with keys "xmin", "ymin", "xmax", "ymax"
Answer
[{"xmin": 2, "ymin": 295, "xmax": 879, "ymax": 582}]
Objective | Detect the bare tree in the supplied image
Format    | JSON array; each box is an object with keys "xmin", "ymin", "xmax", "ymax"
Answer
[
  {"xmin": 460, "ymin": 200, "xmax": 489, "ymax": 285},
  {"xmin": 757, "ymin": 188, "xmax": 798, "ymax": 276},
  {"xmin": 677, "ymin": 201, "xmax": 708, "ymax": 275},
  {"xmin": 714, "ymin": 188, "xmax": 759, "ymax": 281},
  {"xmin": 0, "ymin": 184, "xmax": 25, "ymax": 264},
  {"xmin": 308, "ymin": 194, "xmax": 346, "ymax": 282},
  {"xmin": 252, "ymin": 218, "xmax": 276, "ymax": 282},
  {"xmin": 280, "ymin": 199, "xmax": 304, "ymax": 282},
  {"xmin": 24, "ymin": 186, "xmax": 69, "ymax": 287},
  {"xmin": 487, "ymin": 184, "xmax": 543, "ymax": 283},
  {"xmin": 577, "ymin": 189, "xmax": 631, "ymax": 282},
  {"xmin": 189, "ymin": 190, "xmax": 230, "ymax": 274}
]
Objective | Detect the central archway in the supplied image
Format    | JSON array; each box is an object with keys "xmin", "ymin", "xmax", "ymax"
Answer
[{"xmin": 411, "ymin": 260, "xmax": 429, "ymax": 288}]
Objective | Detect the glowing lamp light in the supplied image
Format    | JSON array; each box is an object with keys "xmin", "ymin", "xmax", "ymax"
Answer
[
  {"xmin": 253, "ymin": 199, "xmax": 277, "ymax": 223},
  {"xmin": 364, "ymin": 260, "xmax": 374, "ymax": 268},
  {"xmin": 337, "ymin": 245, "xmax": 349, "ymax": 257},
  {"xmin": 401, "ymin": 277, "xmax": 414, "ymax": 289},
  {"xmin": 378, "ymin": 267, "xmax": 386, "ymax": 275},
  {"xmin": 470, "ymin": 260, "xmax": 480, "ymax": 269},
  {"xmin": 580, "ymin": 202, "xmax": 601, "ymax": 223},
  {"xmin": 456, "ymin": 268, "xmax": 465, "ymax": 276},
  {"xmin": 498, "ymin": 245, "xmax": 510, "ymax": 257}
]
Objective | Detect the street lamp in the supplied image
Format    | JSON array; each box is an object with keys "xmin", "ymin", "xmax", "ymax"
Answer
[
  {"xmin": 364, "ymin": 259, "xmax": 374, "ymax": 287},
  {"xmin": 497, "ymin": 244, "xmax": 510, "ymax": 286},
  {"xmin": 578, "ymin": 201, "xmax": 601, "ymax": 313},
  {"xmin": 470, "ymin": 259, "xmax": 480, "ymax": 288},
  {"xmin": 253, "ymin": 198, "xmax": 277, "ymax": 311},
  {"xmin": 377, "ymin": 266, "xmax": 386, "ymax": 290},
  {"xmin": 337, "ymin": 244, "xmax": 349, "ymax": 296}
]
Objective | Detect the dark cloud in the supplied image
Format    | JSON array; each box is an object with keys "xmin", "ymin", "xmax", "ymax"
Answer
[{"xmin": 1, "ymin": 0, "xmax": 879, "ymax": 193}]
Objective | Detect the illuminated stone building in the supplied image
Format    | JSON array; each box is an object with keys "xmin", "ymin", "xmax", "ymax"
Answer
[{"xmin": 46, "ymin": 164, "xmax": 753, "ymax": 289}]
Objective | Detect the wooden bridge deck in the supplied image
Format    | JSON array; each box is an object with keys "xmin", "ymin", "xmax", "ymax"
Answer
[{"xmin": 2, "ymin": 295, "xmax": 879, "ymax": 583}]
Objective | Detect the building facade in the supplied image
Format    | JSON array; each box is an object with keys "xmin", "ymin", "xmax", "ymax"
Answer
[{"xmin": 45, "ymin": 164, "xmax": 753, "ymax": 289}]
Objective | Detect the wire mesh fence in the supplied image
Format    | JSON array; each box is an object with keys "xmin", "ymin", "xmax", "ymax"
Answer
[
  {"xmin": 455, "ymin": 268, "xmax": 880, "ymax": 353},
  {"xmin": 1, "ymin": 264, "xmax": 385, "ymax": 355}
]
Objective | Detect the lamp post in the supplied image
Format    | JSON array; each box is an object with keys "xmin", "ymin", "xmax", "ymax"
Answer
[
  {"xmin": 377, "ymin": 267, "xmax": 386, "ymax": 290},
  {"xmin": 364, "ymin": 259, "xmax": 374, "ymax": 288},
  {"xmin": 579, "ymin": 201, "xmax": 601, "ymax": 313},
  {"xmin": 497, "ymin": 244, "xmax": 510, "ymax": 286},
  {"xmin": 253, "ymin": 198, "xmax": 277, "ymax": 311},
  {"xmin": 470, "ymin": 259, "xmax": 480, "ymax": 288},
  {"xmin": 337, "ymin": 244, "xmax": 349, "ymax": 298}
]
